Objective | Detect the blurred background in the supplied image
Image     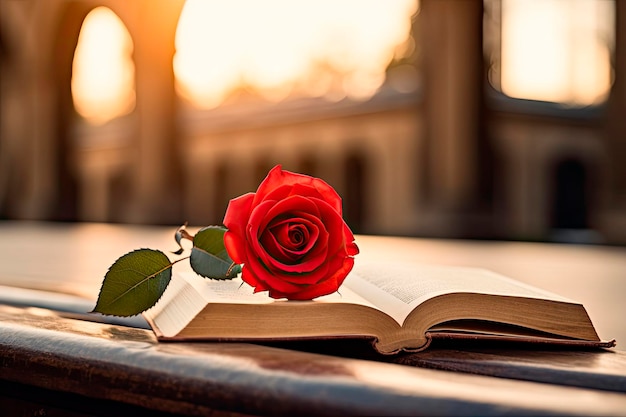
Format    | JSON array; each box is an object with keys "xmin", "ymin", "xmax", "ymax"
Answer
[{"xmin": 1, "ymin": 0, "xmax": 625, "ymax": 244}]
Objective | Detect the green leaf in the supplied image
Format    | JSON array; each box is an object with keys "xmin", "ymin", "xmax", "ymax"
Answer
[
  {"xmin": 190, "ymin": 226, "xmax": 241, "ymax": 280},
  {"xmin": 93, "ymin": 249, "xmax": 173, "ymax": 317}
]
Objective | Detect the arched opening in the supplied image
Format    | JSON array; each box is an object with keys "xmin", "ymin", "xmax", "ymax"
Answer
[
  {"xmin": 296, "ymin": 156, "xmax": 318, "ymax": 178},
  {"xmin": 71, "ymin": 7, "xmax": 136, "ymax": 125},
  {"xmin": 549, "ymin": 157, "xmax": 601, "ymax": 243},
  {"xmin": 552, "ymin": 158, "xmax": 589, "ymax": 230},
  {"xmin": 52, "ymin": 4, "xmax": 136, "ymax": 221},
  {"xmin": 344, "ymin": 153, "xmax": 368, "ymax": 233}
]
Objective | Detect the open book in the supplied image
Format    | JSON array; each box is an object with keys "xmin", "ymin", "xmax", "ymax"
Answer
[{"xmin": 143, "ymin": 261, "xmax": 615, "ymax": 354}]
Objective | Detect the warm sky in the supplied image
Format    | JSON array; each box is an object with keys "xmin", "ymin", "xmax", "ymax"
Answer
[{"xmin": 71, "ymin": 0, "xmax": 614, "ymax": 125}]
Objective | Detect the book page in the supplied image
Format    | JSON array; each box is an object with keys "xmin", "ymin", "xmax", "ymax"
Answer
[
  {"xmin": 145, "ymin": 271, "xmax": 381, "ymax": 337},
  {"xmin": 345, "ymin": 260, "xmax": 574, "ymax": 326},
  {"xmin": 145, "ymin": 273, "xmax": 275, "ymax": 337},
  {"xmin": 185, "ymin": 273, "xmax": 274, "ymax": 304},
  {"xmin": 181, "ymin": 271, "xmax": 377, "ymax": 308}
]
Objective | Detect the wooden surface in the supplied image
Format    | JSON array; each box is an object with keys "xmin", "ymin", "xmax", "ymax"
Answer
[
  {"xmin": 2, "ymin": 304, "xmax": 626, "ymax": 416},
  {"xmin": 1, "ymin": 283, "xmax": 625, "ymax": 393},
  {"xmin": 1, "ymin": 221, "xmax": 626, "ymax": 415}
]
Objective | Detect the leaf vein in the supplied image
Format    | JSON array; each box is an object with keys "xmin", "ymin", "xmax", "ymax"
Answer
[{"xmin": 106, "ymin": 264, "xmax": 172, "ymax": 307}]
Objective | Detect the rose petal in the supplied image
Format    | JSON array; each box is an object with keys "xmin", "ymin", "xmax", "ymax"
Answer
[
  {"xmin": 289, "ymin": 182, "xmax": 342, "ymax": 215},
  {"xmin": 261, "ymin": 217, "xmax": 328, "ymax": 273},
  {"xmin": 251, "ymin": 196, "xmax": 351, "ymax": 277},
  {"xmin": 279, "ymin": 261, "xmax": 331, "ymax": 286},
  {"xmin": 269, "ymin": 218, "xmax": 313, "ymax": 251},
  {"xmin": 224, "ymin": 165, "xmax": 358, "ymax": 300},
  {"xmin": 258, "ymin": 195, "xmax": 320, "ymax": 232},
  {"xmin": 223, "ymin": 231, "xmax": 247, "ymax": 264},
  {"xmin": 272, "ymin": 221, "xmax": 310, "ymax": 251},
  {"xmin": 249, "ymin": 196, "xmax": 329, "ymax": 273},
  {"xmin": 260, "ymin": 228, "xmax": 299, "ymax": 263},
  {"xmin": 246, "ymin": 200, "xmax": 277, "ymax": 245},
  {"xmin": 252, "ymin": 165, "xmax": 294, "ymax": 207},
  {"xmin": 239, "ymin": 266, "xmax": 269, "ymax": 293},
  {"xmin": 343, "ymin": 223, "xmax": 359, "ymax": 256},
  {"xmin": 276, "ymin": 257, "xmax": 355, "ymax": 300},
  {"xmin": 223, "ymin": 193, "xmax": 256, "ymax": 265},
  {"xmin": 307, "ymin": 197, "xmax": 347, "ymax": 254},
  {"xmin": 254, "ymin": 166, "xmax": 343, "ymax": 215},
  {"xmin": 268, "ymin": 215, "xmax": 320, "ymax": 255},
  {"xmin": 244, "ymin": 253, "xmax": 303, "ymax": 294},
  {"xmin": 261, "ymin": 217, "xmax": 320, "ymax": 263},
  {"xmin": 263, "ymin": 184, "xmax": 320, "ymax": 209},
  {"xmin": 246, "ymin": 200, "xmax": 282, "ymax": 268},
  {"xmin": 223, "ymin": 192, "xmax": 254, "ymax": 239},
  {"xmin": 311, "ymin": 197, "xmax": 358, "ymax": 259}
]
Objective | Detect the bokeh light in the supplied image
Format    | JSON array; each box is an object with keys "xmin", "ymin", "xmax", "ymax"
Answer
[
  {"xmin": 71, "ymin": 7, "xmax": 136, "ymax": 125},
  {"xmin": 174, "ymin": 0, "xmax": 418, "ymax": 109},
  {"xmin": 500, "ymin": 0, "xmax": 614, "ymax": 106}
]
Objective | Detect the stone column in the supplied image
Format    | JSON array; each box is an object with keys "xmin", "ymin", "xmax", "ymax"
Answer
[
  {"xmin": 606, "ymin": 1, "xmax": 626, "ymax": 205},
  {"xmin": 418, "ymin": 0, "xmax": 485, "ymax": 234},
  {"xmin": 126, "ymin": 0, "xmax": 185, "ymax": 224}
]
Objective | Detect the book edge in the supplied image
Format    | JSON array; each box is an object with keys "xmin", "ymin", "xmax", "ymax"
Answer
[
  {"xmin": 426, "ymin": 331, "xmax": 617, "ymax": 350},
  {"xmin": 144, "ymin": 311, "xmax": 615, "ymax": 354}
]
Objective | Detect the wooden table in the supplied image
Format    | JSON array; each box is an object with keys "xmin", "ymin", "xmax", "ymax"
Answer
[{"xmin": 1, "ymin": 221, "xmax": 625, "ymax": 416}]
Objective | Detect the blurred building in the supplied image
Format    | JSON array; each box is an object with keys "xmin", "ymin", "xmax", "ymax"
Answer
[{"xmin": 1, "ymin": 0, "xmax": 625, "ymax": 244}]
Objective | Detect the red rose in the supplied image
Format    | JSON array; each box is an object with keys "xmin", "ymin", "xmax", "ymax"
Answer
[{"xmin": 223, "ymin": 165, "xmax": 359, "ymax": 300}]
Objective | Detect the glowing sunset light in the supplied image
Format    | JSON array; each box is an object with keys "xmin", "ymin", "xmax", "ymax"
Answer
[
  {"xmin": 500, "ymin": 0, "xmax": 614, "ymax": 106},
  {"xmin": 174, "ymin": 0, "xmax": 418, "ymax": 109},
  {"xmin": 71, "ymin": 7, "xmax": 136, "ymax": 125}
]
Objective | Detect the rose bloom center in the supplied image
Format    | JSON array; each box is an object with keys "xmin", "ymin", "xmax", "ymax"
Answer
[{"xmin": 277, "ymin": 223, "xmax": 308, "ymax": 250}]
